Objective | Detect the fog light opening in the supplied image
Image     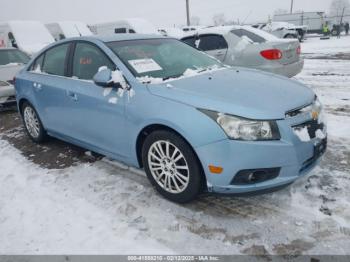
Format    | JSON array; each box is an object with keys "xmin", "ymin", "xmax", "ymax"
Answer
[{"xmin": 231, "ymin": 168, "xmax": 281, "ymax": 185}]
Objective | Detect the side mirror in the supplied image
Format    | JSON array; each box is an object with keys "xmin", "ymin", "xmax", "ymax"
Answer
[
  {"xmin": 93, "ymin": 68, "xmax": 128, "ymax": 89},
  {"xmin": 93, "ymin": 68, "xmax": 113, "ymax": 87}
]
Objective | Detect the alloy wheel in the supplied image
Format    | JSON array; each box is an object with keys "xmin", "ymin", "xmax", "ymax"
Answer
[
  {"xmin": 24, "ymin": 106, "xmax": 40, "ymax": 139},
  {"xmin": 147, "ymin": 140, "xmax": 190, "ymax": 194}
]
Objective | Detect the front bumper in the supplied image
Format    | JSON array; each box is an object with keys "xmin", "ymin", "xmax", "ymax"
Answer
[
  {"xmin": 195, "ymin": 113, "xmax": 326, "ymax": 195},
  {"xmin": 259, "ymin": 59, "xmax": 304, "ymax": 78},
  {"xmin": 0, "ymin": 84, "xmax": 16, "ymax": 107}
]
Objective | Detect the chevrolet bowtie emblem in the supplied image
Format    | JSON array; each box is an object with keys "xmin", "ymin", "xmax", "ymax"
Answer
[{"xmin": 312, "ymin": 111, "xmax": 319, "ymax": 120}]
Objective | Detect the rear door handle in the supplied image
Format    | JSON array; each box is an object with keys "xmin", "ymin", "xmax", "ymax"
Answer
[
  {"xmin": 33, "ymin": 82, "xmax": 42, "ymax": 91},
  {"xmin": 66, "ymin": 90, "xmax": 78, "ymax": 101}
]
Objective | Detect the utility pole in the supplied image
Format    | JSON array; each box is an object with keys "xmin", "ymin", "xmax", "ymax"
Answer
[
  {"xmin": 340, "ymin": 7, "xmax": 345, "ymax": 24},
  {"xmin": 186, "ymin": 0, "xmax": 190, "ymax": 26},
  {"xmin": 290, "ymin": 0, "xmax": 294, "ymax": 14}
]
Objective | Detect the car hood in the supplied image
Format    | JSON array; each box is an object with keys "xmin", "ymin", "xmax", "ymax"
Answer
[{"xmin": 147, "ymin": 68, "xmax": 315, "ymax": 120}]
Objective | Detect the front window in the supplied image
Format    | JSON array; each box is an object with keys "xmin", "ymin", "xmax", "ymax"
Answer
[
  {"xmin": 107, "ymin": 38, "xmax": 223, "ymax": 80},
  {"xmin": 72, "ymin": 42, "xmax": 114, "ymax": 80},
  {"xmin": 0, "ymin": 49, "xmax": 30, "ymax": 65}
]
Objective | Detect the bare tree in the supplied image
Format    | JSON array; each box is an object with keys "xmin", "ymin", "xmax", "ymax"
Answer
[
  {"xmin": 329, "ymin": 0, "xmax": 350, "ymax": 23},
  {"xmin": 191, "ymin": 16, "xmax": 201, "ymax": 26},
  {"xmin": 213, "ymin": 13, "xmax": 227, "ymax": 26}
]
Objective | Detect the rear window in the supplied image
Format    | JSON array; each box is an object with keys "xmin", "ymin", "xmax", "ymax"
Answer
[
  {"xmin": 41, "ymin": 43, "xmax": 69, "ymax": 76},
  {"xmin": 198, "ymin": 34, "xmax": 228, "ymax": 51},
  {"xmin": 231, "ymin": 29, "xmax": 266, "ymax": 43},
  {"xmin": 0, "ymin": 49, "xmax": 30, "ymax": 65}
]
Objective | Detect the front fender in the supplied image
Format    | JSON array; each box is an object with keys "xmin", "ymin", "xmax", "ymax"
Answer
[{"xmin": 126, "ymin": 85, "xmax": 227, "ymax": 166}]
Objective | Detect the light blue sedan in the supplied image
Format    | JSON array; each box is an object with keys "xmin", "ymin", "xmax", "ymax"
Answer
[{"xmin": 14, "ymin": 35, "xmax": 327, "ymax": 203}]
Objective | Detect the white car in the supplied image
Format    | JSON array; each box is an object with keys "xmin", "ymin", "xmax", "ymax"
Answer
[
  {"xmin": 181, "ymin": 25, "xmax": 304, "ymax": 78},
  {"xmin": 45, "ymin": 21, "xmax": 93, "ymax": 41},
  {"xmin": 253, "ymin": 22, "xmax": 299, "ymax": 40},
  {"xmin": 90, "ymin": 18, "xmax": 160, "ymax": 36},
  {"xmin": 158, "ymin": 27, "xmax": 185, "ymax": 39},
  {"xmin": 0, "ymin": 48, "xmax": 30, "ymax": 107},
  {"xmin": 0, "ymin": 21, "xmax": 55, "ymax": 55}
]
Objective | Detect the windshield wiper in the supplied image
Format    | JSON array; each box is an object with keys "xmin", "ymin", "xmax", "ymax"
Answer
[{"xmin": 162, "ymin": 74, "xmax": 183, "ymax": 81}]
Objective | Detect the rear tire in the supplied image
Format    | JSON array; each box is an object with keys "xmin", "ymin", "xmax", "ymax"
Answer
[
  {"xmin": 284, "ymin": 34, "xmax": 297, "ymax": 39},
  {"xmin": 22, "ymin": 102, "xmax": 47, "ymax": 143},
  {"xmin": 142, "ymin": 130, "xmax": 203, "ymax": 203}
]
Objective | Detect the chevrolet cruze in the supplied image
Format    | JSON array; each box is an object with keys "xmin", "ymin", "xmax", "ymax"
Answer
[{"xmin": 15, "ymin": 35, "xmax": 327, "ymax": 203}]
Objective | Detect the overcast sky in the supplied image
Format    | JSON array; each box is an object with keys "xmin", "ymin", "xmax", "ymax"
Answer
[{"xmin": 0, "ymin": 0, "xmax": 333, "ymax": 27}]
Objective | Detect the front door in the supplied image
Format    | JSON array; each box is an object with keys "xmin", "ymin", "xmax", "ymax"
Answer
[{"xmin": 64, "ymin": 41, "xmax": 127, "ymax": 158}]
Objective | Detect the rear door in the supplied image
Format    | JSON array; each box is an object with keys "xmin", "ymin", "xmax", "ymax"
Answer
[
  {"xmin": 197, "ymin": 34, "xmax": 228, "ymax": 61},
  {"xmin": 26, "ymin": 42, "xmax": 71, "ymax": 133}
]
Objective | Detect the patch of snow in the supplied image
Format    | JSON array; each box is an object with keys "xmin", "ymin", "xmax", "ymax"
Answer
[
  {"xmin": 108, "ymin": 97, "xmax": 118, "ymax": 104},
  {"xmin": 194, "ymin": 39, "xmax": 201, "ymax": 48},
  {"xmin": 117, "ymin": 88, "xmax": 125, "ymax": 97},
  {"xmin": 98, "ymin": 66, "xmax": 108, "ymax": 72},
  {"xmin": 84, "ymin": 151, "xmax": 92, "ymax": 157},
  {"xmin": 234, "ymin": 37, "xmax": 251, "ymax": 52},
  {"xmin": 137, "ymin": 76, "xmax": 164, "ymax": 84},
  {"xmin": 294, "ymin": 127, "xmax": 311, "ymax": 142},
  {"xmin": 103, "ymin": 88, "xmax": 112, "ymax": 97},
  {"xmin": 0, "ymin": 139, "xmax": 173, "ymax": 254},
  {"xmin": 3, "ymin": 62, "xmax": 22, "ymax": 66},
  {"xmin": 110, "ymin": 70, "xmax": 128, "ymax": 89},
  {"xmin": 316, "ymin": 129, "xmax": 326, "ymax": 140},
  {"xmin": 183, "ymin": 68, "xmax": 199, "ymax": 77},
  {"xmin": 128, "ymin": 89, "xmax": 136, "ymax": 98},
  {"xmin": 33, "ymin": 64, "xmax": 42, "ymax": 73},
  {"xmin": 8, "ymin": 21, "xmax": 55, "ymax": 55}
]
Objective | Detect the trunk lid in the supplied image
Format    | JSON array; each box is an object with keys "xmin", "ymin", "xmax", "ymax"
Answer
[{"xmin": 270, "ymin": 39, "xmax": 300, "ymax": 65}]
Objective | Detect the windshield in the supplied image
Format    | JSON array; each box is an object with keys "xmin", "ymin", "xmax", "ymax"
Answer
[
  {"xmin": 107, "ymin": 38, "xmax": 223, "ymax": 80},
  {"xmin": 0, "ymin": 49, "xmax": 30, "ymax": 65}
]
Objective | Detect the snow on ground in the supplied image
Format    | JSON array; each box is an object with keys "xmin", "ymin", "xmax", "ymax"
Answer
[
  {"xmin": 0, "ymin": 35, "xmax": 350, "ymax": 255},
  {"xmin": 302, "ymin": 35, "xmax": 350, "ymax": 58}
]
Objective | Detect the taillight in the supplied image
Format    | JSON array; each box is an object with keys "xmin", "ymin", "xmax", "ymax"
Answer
[
  {"xmin": 296, "ymin": 45, "xmax": 301, "ymax": 55},
  {"xmin": 260, "ymin": 49, "xmax": 282, "ymax": 60}
]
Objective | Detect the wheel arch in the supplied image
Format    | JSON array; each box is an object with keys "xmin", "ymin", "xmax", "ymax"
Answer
[
  {"xmin": 135, "ymin": 123, "xmax": 207, "ymax": 190},
  {"xmin": 18, "ymin": 98, "xmax": 30, "ymax": 115}
]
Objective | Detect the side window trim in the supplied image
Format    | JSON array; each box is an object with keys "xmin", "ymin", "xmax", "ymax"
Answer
[{"xmin": 66, "ymin": 41, "xmax": 76, "ymax": 77}]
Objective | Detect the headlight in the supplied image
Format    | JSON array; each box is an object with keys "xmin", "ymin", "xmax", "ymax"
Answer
[{"xmin": 199, "ymin": 109, "xmax": 280, "ymax": 141}]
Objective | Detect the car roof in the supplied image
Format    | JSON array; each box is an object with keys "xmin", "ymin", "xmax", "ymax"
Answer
[
  {"xmin": 64, "ymin": 34, "xmax": 166, "ymax": 43},
  {"xmin": 182, "ymin": 25, "xmax": 252, "ymax": 37}
]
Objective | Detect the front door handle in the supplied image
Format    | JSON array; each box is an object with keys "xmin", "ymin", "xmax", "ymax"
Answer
[{"xmin": 66, "ymin": 90, "xmax": 78, "ymax": 101}]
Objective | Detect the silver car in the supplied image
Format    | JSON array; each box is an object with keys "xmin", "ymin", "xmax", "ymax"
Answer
[
  {"xmin": 0, "ymin": 48, "xmax": 30, "ymax": 108},
  {"xmin": 181, "ymin": 25, "xmax": 304, "ymax": 78}
]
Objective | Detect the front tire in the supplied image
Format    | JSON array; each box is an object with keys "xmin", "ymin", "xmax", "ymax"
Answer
[
  {"xmin": 142, "ymin": 130, "xmax": 203, "ymax": 203},
  {"xmin": 22, "ymin": 102, "xmax": 47, "ymax": 143}
]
